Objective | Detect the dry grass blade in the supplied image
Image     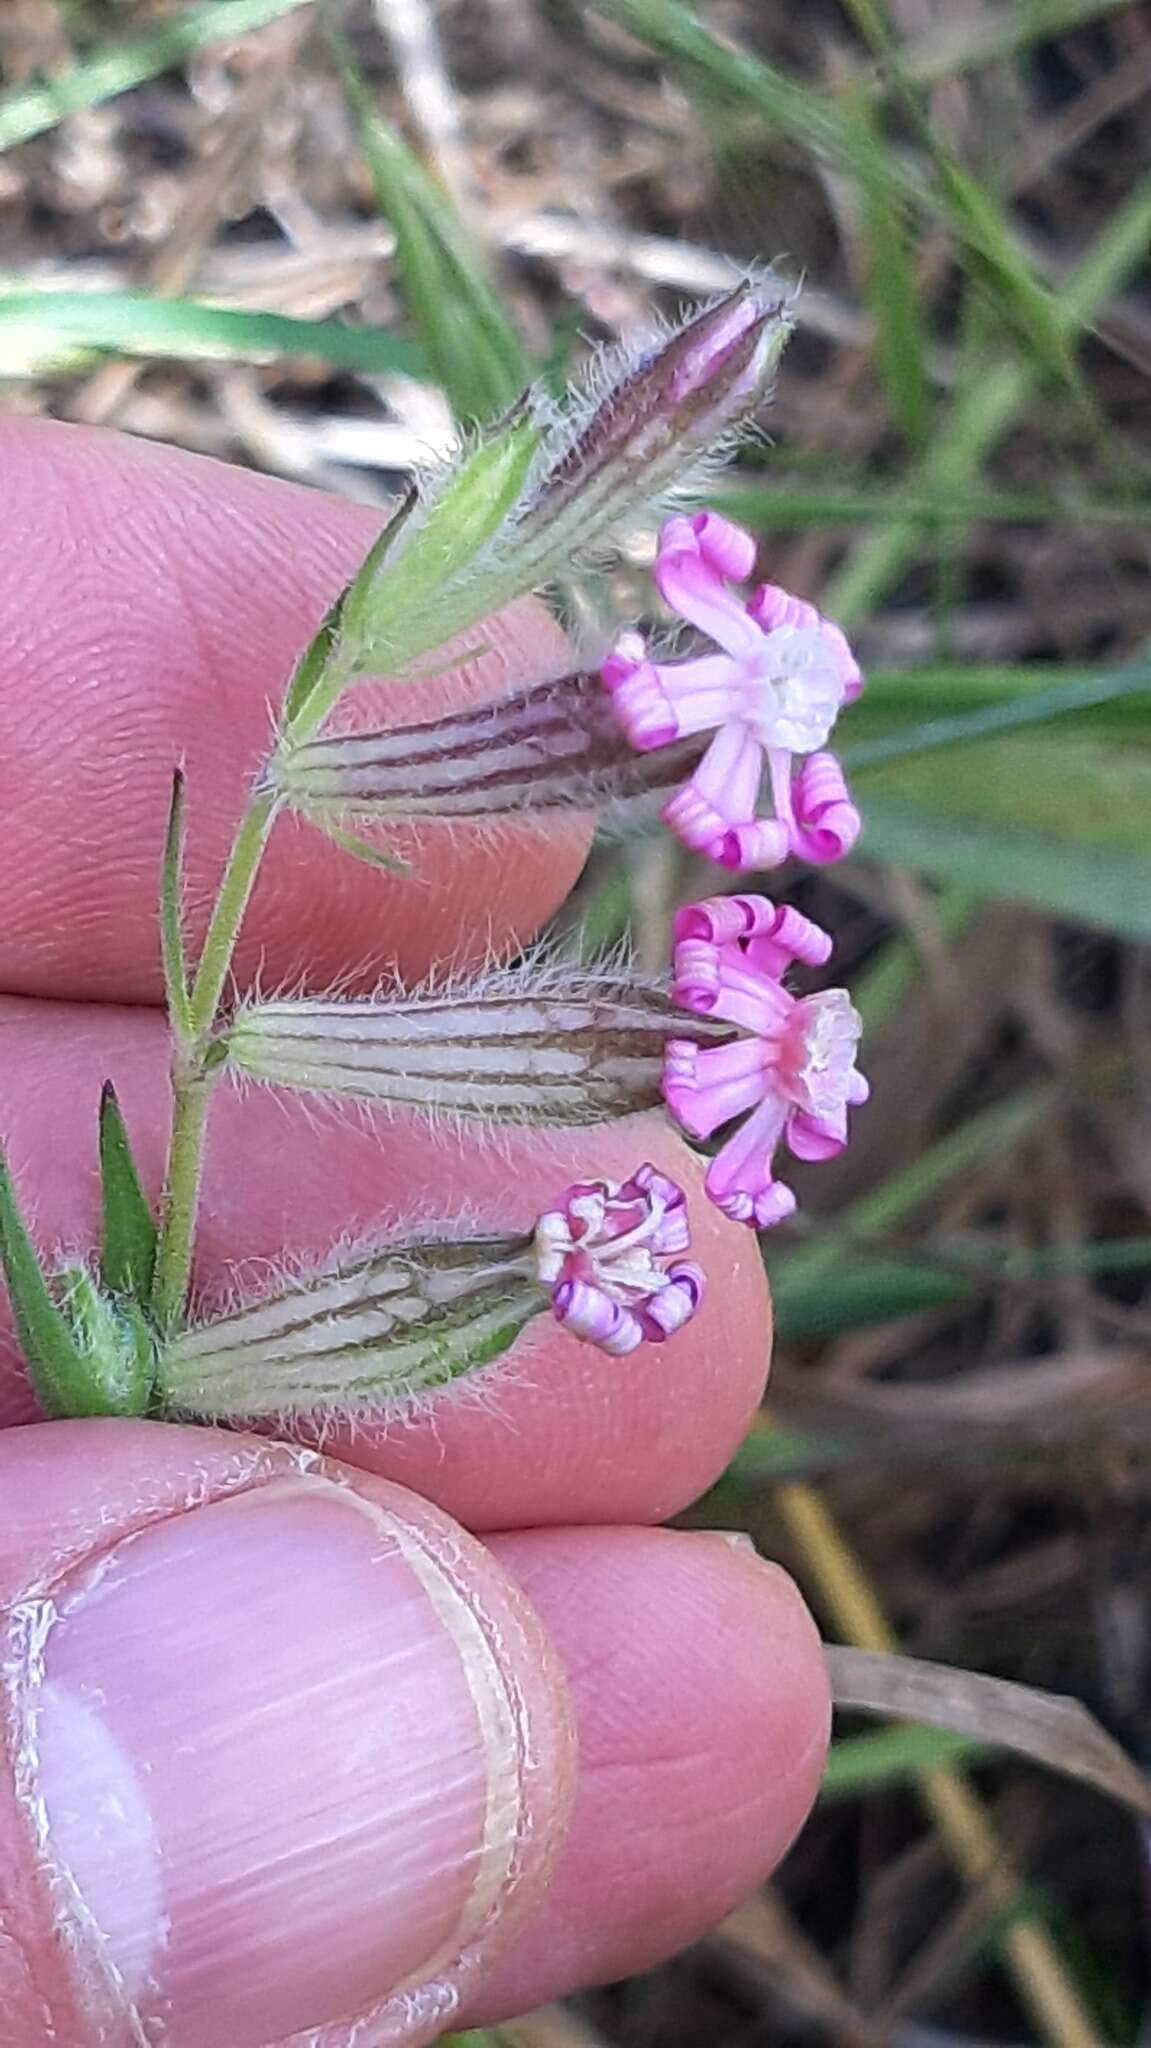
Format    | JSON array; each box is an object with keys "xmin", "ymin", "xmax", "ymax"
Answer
[{"xmin": 826, "ymin": 1644, "xmax": 1151, "ymax": 1821}]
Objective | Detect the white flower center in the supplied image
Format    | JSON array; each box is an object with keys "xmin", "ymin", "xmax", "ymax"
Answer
[
  {"xmin": 782, "ymin": 989, "xmax": 862, "ymax": 1116},
  {"xmin": 742, "ymin": 626, "xmax": 844, "ymax": 753}
]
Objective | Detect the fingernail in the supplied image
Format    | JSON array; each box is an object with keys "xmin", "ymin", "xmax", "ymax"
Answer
[{"xmin": 25, "ymin": 1477, "xmax": 529, "ymax": 2047}]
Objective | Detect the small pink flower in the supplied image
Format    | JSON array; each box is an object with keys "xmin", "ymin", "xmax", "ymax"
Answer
[
  {"xmin": 602, "ymin": 510, "xmax": 862, "ymax": 872},
  {"xmin": 533, "ymin": 1163, "xmax": 705, "ymax": 1356},
  {"xmin": 663, "ymin": 895, "xmax": 868, "ymax": 1229}
]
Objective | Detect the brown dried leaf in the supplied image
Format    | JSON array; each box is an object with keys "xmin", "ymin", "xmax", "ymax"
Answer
[{"xmin": 826, "ymin": 1644, "xmax": 1151, "ymax": 1820}]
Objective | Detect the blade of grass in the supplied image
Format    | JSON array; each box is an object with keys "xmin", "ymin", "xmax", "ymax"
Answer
[
  {"xmin": 843, "ymin": 654, "xmax": 1151, "ymax": 768},
  {"xmin": 826, "ymin": 169, "xmax": 1151, "ymax": 623},
  {"xmin": 712, "ymin": 480, "xmax": 1151, "ymax": 528},
  {"xmin": 857, "ymin": 774, "xmax": 1151, "ymax": 940},
  {"xmin": 840, "ymin": 0, "xmax": 1084, "ymax": 405},
  {"xmin": 854, "ymin": 884, "xmax": 981, "ymax": 1031},
  {"xmin": 841, "ymin": 86, "xmax": 931, "ymax": 448},
  {"xmin": 0, "ymin": 0, "xmax": 314, "ymax": 153},
  {"xmin": 0, "ymin": 288, "xmax": 425, "ymax": 379},
  {"xmin": 823, "ymin": 1724, "xmax": 989, "ymax": 1797},
  {"xmin": 329, "ymin": 30, "xmax": 529, "ymax": 422},
  {"xmin": 594, "ymin": 0, "xmax": 1090, "ymax": 396}
]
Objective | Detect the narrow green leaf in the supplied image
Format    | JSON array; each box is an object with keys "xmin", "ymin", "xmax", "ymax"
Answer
[
  {"xmin": 99, "ymin": 1083, "xmax": 159, "ymax": 1302},
  {"xmin": 160, "ymin": 770, "xmax": 193, "ymax": 1045},
  {"xmin": 853, "ymin": 884, "xmax": 981, "ymax": 1032},
  {"xmin": 931, "ymin": 156, "xmax": 1077, "ymax": 393},
  {"xmin": 841, "ymin": 88, "xmax": 930, "ymax": 446},
  {"xmin": 826, "ymin": 170, "xmax": 1151, "ymax": 623},
  {"xmin": 0, "ymin": 288, "xmax": 424, "ymax": 381},
  {"xmin": 0, "ymin": 0, "xmax": 314, "ymax": 152},
  {"xmin": 856, "ymin": 738, "xmax": 1151, "ymax": 939},
  {"xmin": 312, "ymin": 821, "xmax": 411, "ymax": 874},
  {"xmin": 0, "ymin": 1150, "xmax": 94, "ymax": 1419},
  {"xmin": 822, "ymin": 1724, "xmax": 988, "ymax": 1798},
  {"xmin": 712, "ymin": 480, "xmax": 1151, "ymax": 530},
  {"xmin": 843, "ymin": 655, "xmax": 1151, "ymax": 768},
  {"xmin": 779, "ymin": 1088, "xmax": 1052, "ymax": 1303},
  {"xmin": 330, "ymin": 31, "xmax": 529, "ymax": 423}
]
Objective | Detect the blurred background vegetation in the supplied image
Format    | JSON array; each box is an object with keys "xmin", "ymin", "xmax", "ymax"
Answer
[{"xmin": 2, "ymin": 0, "xmax": 1151, "ymax": 2041}]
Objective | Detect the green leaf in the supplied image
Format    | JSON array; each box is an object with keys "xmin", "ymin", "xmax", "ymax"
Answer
[
  {"xmin": 843, "ymin": 655, "xmax": 1151, "ymax": 767},
  {"xmin": 99, "ymin": 1083, "xmax": 159, "ymax": 1302},
  {"xmin": 841, "ymin": 87, "xmax": 931, "ymax": 448},
  {"xmin": 773, "ymin": 1252, "xmax": 963, "ymax": 1341},
  {"xmin": 822, "ymin": 1724, "xmax": 988, "ymax": 1798},
  {"xmin": 900, "ymin": 0, "xmax": 1133, "ymax": 91},
  {"xmin": 855, "ymin": 738, "xmax": 1151, "ymax": 938},
  {"xmin": 329, "ymin": 31, "xmax": 529, "ymax": 424},
  {"xmin": 0, "ymin": 1150, "xmax": 95, "ymax": 1418},
  {"xmin": 0, "ymin": 288, "xmax": 425, "ymax": 381},
  {"xmin": 931, "ymin": 156, "xmax": 1077, "ymax": 393},
  {"xmin": 825, "ymin": 170, "xmax": 1151, "ymax": 623},
  {"xmin": 160, "ymin": 770, "xmax": 193, "ymax": 1045},
  {"xmin": 712, "ymin": 479, "xmax": 1151, "ymax": 531},
  {"xmin": 310, "ymin": 821, "xmax": 411, "ymax": 875},
  {"xmin": 0, "ymin": 0, "xmax": 314, "ymax": 152}
]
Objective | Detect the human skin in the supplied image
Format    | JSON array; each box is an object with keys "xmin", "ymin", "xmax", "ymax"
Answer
[{"xmin": 0, "ymin": 419, "xmax": 830, "ymax": 2048}]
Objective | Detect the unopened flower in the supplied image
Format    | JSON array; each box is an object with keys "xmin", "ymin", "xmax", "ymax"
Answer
[
  {"xmin": 520, "ymin": 280, "xmax": 794, "ymax": 567},
  {"xmin": 534, "ymin": 1163, "xmax": 704, "ymax": 1355},
  {"xmin": 603, "ymin": 510, "xmax": 862, "ymax": 872},
  {"xmin": 663, "ymin": 895, "xmax": 868, "ymax": 1228}
]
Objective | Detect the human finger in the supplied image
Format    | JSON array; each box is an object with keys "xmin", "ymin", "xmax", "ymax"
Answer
[
  {"xmin": 0, "ymin": 418, "xmax": 591, "ymax": 1003},
  {"xmin": 0, "ymin": 996, "xmax": 769, "ymax": 1530}
]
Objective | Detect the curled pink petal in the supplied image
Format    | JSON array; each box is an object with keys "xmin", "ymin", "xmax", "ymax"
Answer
[
  {"xmin": 787, "ymin": 1109, "xmax": 849, "ymax": 1163},
  {"xmin": 717, "ymin": 817, "xmax": 792, "ymax": 871},
  {"xmin": 789, "ymin": 752, "xmax": 862, "ymax": 865},
  {"xmin": 682, "ymin": 509, "xmax": 759, "ymax": 583},
  {"xmin": 662, "ymin": 1036, "xmax": 770, "ymax": 1139},
  {"xmin": 552, "ymin": 1278, "xmax": 643, "ymax": 1356},
  {"xmin": 600, "ymin": 629, "xmax": 648, "ymax": 690},
  {"xmin": 638, "ymin": 1262, "xmax": 706, "ymax": 1340},
  {"xmin": 655, "ymin": 532, "xmax": 766, "ymax": 663},
  {"xmin": 625, "ymin": 1162, "xmax": 691, "ymax": 1255},
  {"xmin": 604, "ymin": 658, "xmax": 681, "ymax": 750}
]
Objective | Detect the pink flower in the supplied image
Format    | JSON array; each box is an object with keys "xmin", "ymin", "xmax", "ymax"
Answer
[
  {"xmin": 663, "ymin": 895, "xmax": 868, "ymax": 1229},
  {"xmin": 602, "ymin": 510, "xmax": 862, "ymax": 872},
  {"xmin": 533, "ymin": 1164, "xmax": 705, "ymax": 1356}
]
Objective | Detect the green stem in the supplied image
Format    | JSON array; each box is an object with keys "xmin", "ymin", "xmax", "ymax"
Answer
[
  {"xmin": 151, "ymin": 786, "xmax": 280, "ymax": 1329},
  {"xmin": 151, "ymin": 1077, "xmax": 213, "ymax": 1331},
  {"xmin": 188, "ymin": 789, "xmax": 280, "ymax": 1039}
]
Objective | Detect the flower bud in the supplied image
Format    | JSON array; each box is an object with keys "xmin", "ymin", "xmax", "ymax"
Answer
[
  {"xmin": 515, "ymin": 279, "xmax": 794, "ymax": 572},
  {"xmin": 224, "ymin": 968, "xmax": 729, "ymax": 1123},
  {"xmin": 270, "ymin": 669, "xmax": 705, "ymax": 824}
]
